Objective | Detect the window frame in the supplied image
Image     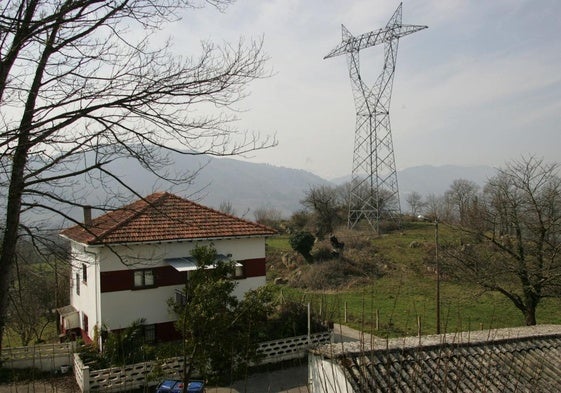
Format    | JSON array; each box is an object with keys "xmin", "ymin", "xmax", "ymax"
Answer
[
  {"xmin": 175, "ymin": 289, "xmax": 187, "ymax": 306},
  {"xmin": 232, "ymin": 262, "xmax": 245, "ymax": 279},
  {"xmin": 82, "ymin": 263, "xmax": 88, "ymax": 284},
  {"xmin": 133, "ymin": 269, "xmax": 156, "ymax": 289},
  {"xmin": 144, "ymin": 324, "xmax": 156, "ymax": 343},
  {"xmin": 82, "ymin": 313, "xmax": 88, "ymax": 334}
]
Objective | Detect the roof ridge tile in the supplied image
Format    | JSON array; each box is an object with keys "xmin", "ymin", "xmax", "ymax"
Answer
[
  {"xmin": 89, "ymin": 192, "xmax": 168, "ymax": 243},
  {"xmin": 61, "ymin": 192, "xmax": 276, "ymax": 245}
]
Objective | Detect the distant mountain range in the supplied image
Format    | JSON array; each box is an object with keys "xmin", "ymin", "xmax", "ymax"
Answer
[
  {"xmin": 40, "ymin": 151, "xmax": 497, "ymax": 226},
  {"xmin": 79, "ymin": 152, "xmax": 496, "ymax": 219}
]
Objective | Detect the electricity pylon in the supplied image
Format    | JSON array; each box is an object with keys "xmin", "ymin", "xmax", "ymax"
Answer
[{"xmin": 324, "ymin": 3, "xmax": 427, "ymax": 233}]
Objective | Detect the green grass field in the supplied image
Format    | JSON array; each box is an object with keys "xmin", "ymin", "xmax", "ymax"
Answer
[{"xmin": 268, "ymin": 222, "xmax": 561, "ymax": 337}]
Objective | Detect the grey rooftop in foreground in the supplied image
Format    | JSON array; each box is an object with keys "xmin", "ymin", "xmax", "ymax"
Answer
[
  {"xmin": 315, "ymin": 324, "xmax": 561, "ymax": 357},
  {"xmin": 311, "ymin": 325, "xmax": 561, "ymax": 392}
]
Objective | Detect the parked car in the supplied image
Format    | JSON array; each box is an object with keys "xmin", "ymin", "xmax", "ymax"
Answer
[{"xmin": 155, "ymin": 379, "xmax": 205, "ymax": 393}]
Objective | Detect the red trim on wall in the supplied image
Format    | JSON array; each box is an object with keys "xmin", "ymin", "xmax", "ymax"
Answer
[
  {"xmin": 157, "ymin": 266, "xmax": 187, "ymax": 286},
  {"xmin": 157, "ymin": 321, "xmax": 182, "ymax": 342},
  {"xmin": 101, "ymin": 266, "xmax": 187, "ymax": 292},
  {"xmin": 81, "ymin": 329, "xmax": 92, "ymax": 344},
  {"xmin": 101, "ymin": 258, "xmax": 265, "ymax": 292},
  {"xmin": 109, "ymin": 321, "xmax": 181, "ymax": 343},
  {"xmin": 242, "ymin": 258, "xmax": 266, "ymax": 277},
  {"xmin": 101, "ymin": 270, "xmax": 131, "ymax": 292}
]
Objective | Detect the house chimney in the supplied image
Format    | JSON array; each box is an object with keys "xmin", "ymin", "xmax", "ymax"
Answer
[{"xmin": 83, "ymin": 206, "xmax": 92, "ymax": 227}]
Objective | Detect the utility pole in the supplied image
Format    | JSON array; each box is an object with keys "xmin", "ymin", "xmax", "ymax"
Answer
[{"xmin": 435, "ymin": 219, "xmax": 441, "ymax": 334}]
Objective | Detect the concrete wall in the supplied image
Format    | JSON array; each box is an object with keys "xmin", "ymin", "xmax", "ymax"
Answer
[
  {"xmin": 1, "ymin": 342, "xmax": 76, "ymax": 372},
  {"xmin": 309, "ymin": 353, "xmax": 354, "ymax": 393}
]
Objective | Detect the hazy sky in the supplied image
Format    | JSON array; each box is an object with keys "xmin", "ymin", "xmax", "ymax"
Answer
[{"xmin": 166, "ymin": 0, "xmax": 561, "ymax": 180}]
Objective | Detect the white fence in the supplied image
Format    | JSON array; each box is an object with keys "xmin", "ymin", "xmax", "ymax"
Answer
[
  {"xmin": 74, "ymin": 353, "xmax": 184, "ymax": 392},
  {"xmin": 1, "ymin": 342, "xmax": 76, "ymax": 372},
  {"xmin": 74, "ymin": 331, "xmax": 332, "ymax": 392},
  {"xmin": 257, "ymin": 331, "xmax": 332, "ymax": 365}
]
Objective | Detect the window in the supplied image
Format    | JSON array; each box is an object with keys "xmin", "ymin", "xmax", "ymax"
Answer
[
  {"xmin": 75, "ymin": 272, "xmax": 80, "ymax": 295},
  {"xmin": 234, "ymin": 263, "xmax": 245, "ymax": 279},
  {"xmin": 144, "ymin": 324, "xmax": 156, "ymax": 343},
  {"xmin": 82, "ymin": 263, "xmax": 87, "ymax": 284},
  {"xmin": 175, "ymin": 289, "xmax": 187, "ymax": 306},
  {"xmin": 82, "ymin": 313, "xmax": 88, "ymax": 334},
  {"xmin": 134, "ymin": 269, "xmax": 155, "ymax": 288},
  {"xmin": 227, "ymin": 263, "xmax": 245, "ymax": 279}
]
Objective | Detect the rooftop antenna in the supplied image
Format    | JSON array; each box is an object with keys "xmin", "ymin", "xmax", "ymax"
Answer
[{"xmin": 324, "ymin": 3, "xmax": 427, "ymax": 233}]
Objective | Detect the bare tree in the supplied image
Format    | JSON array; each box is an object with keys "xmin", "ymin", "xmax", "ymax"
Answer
[
  {"xmin": 405, "ymin": 191, "xmax": 425, "ymax": 217},
  {"xmin": 6, "ymin": 238, "xmax": 69, "ymax": 345},
  {"xmin": 218, "ymin": 200, "xmax": 236, "ymax": 216},
  {"xmin": 445, "ymin": 179, "xmax": 480, "ymax": 225},
  {"xmin": 424, "ymin": 193, "xmax": 448, "ymax": 221},
  {"xmin": 0, "ymin": 0, "xmax": 274, "ymax": 347},
  {"xmin": 253, "ymin": 206, "xmax": 283, "ymax": 228},
  {"xmin": 445, "ymin": 157, "xmax": 561, "ymax": 325},
  {"xmin": 302, "ymin": 185, "xmax": 345, "ymax": 239}
]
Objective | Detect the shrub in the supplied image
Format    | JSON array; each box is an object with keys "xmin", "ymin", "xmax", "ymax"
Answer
[
  {"xmin": 312, "ymin": 240, "xmax": 337, "ymax": 262},
  {"xmin": 290, "ymin": 255, "xmax": 383, "ymax": 290},
  {"xmin": 289, "ymin": 231, "xmax": 315, "ymax": 262},
  {"xmin": 333, "ymin": 228, "xmax": 373, "ymax": 250},
  {"xmin": 266, "ymin": 301, "xmax": 327, "ymax": 338}
]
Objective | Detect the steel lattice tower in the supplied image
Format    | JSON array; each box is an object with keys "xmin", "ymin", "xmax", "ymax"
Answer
[{"xmin": 324, "ymin": 3, "xmax": 426, "ymax": 233}]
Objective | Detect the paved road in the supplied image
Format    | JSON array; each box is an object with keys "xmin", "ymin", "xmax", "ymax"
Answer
[{"xmin": 208, "ymin": 324, "xmax": 365, "ymax": 393}]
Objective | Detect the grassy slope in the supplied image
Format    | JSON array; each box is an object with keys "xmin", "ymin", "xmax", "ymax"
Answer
[{"xmin": 268, "ymin": 222, "xmax": 561, "ymax": 337}]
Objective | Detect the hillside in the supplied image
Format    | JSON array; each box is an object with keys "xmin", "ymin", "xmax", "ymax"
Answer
[{"xmin": 267, "ymin": 222, "xmax": 561, "ymax": 337}]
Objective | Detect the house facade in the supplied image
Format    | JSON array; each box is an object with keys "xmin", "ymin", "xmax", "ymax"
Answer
[{"xmin": 58, "ymin": 192, "xmax": 276, "ymax": 345}]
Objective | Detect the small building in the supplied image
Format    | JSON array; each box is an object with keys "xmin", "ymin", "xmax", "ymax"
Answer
[
  {"xmin": 58, "ymin": 192, "xmax": 276, "ymax": 345},
  {"xmin": 309, "ymin": 325, "xmax": 561, "ymax": 392}
]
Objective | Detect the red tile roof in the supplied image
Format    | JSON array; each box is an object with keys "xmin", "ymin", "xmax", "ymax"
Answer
[{"xmin": 60, "ymin": 192, "xmax": 277, "ymax": 245}]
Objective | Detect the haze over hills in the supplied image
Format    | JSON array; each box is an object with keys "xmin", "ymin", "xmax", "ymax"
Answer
[
  {"xmin": 32, "ymin": 150, "xmax": 497, "ymax": 229},
  {"xmin": 191, "ymin": 160, "xmax": 497, "ymax": 217},
  {"xmin": 65, "ymin": 152, "xmax": 496, "ymax": 222},
  {"xmin": 60, "ymin": 152, "xmax": 332, "ymax": 224},
  {"xmin": 398, "ymin": 164, "xmax": 497, "ymax": 199}
]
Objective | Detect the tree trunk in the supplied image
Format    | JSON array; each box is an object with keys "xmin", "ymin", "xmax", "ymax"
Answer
[
  {"xmin": 0, "ymin": 159, "xmax": 26, "ymax": 349},
  {"xmin": 524, "ymin": 306, "xmax": 537, "ymax": 326}
]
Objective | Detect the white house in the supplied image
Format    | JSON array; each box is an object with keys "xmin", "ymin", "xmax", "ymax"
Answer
[{"xmin": 58, "ymin": 192, "xmax": 276, "ymax": 345}]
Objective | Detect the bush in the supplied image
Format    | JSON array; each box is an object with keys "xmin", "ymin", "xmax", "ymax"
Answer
[
  {"xmin": 290, "ymin": 248, "xmax": 385, "ymax": 290},
  {"xmin": 312, "ymin": 240, "xmax": 336, "ymax": 262},
  {"xmin": 265, "ymin": 301, "xmax": 327, "ymax": 339},
  {"xmin": 333, "ymin": 229, "xmax": 373, "ymax": 250},
  {"xmin": 289, "ymin": 231, "xmax": 315, "ymax": 262}
]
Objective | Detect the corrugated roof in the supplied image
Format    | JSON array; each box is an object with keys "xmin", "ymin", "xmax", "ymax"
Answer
[
  {"xmin": 60, "ymin": 192, "xmax": 276, "ymax": 245},
  {"xmin": 314, "ymin": 325, "xmax": 561, "ymax": 392}
]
